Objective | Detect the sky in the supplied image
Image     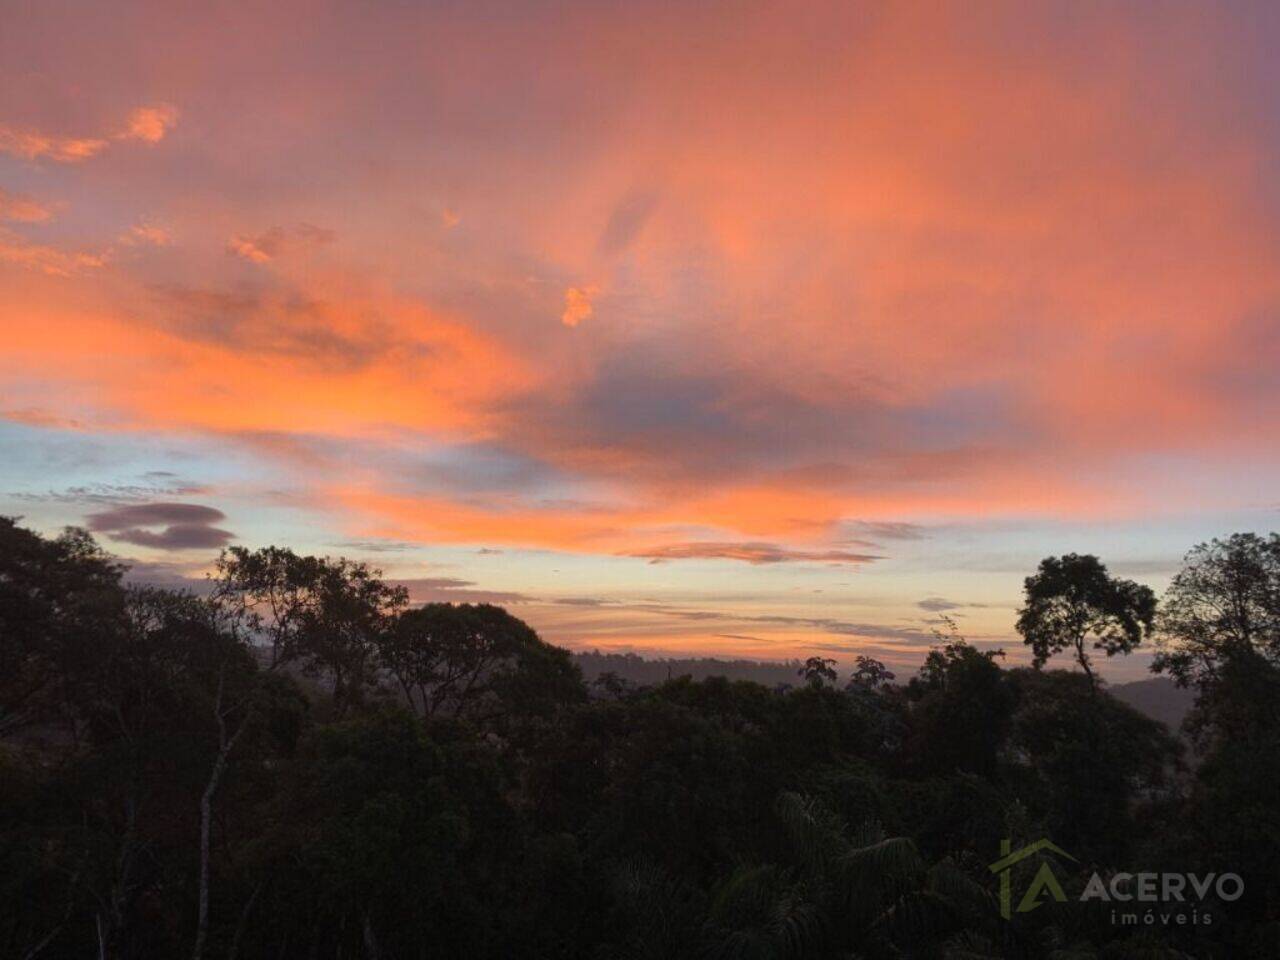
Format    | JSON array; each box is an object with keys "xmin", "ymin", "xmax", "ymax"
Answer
[{"xmin": 2, "ymin": 1, "xmax": 1279, "ymax": 681}]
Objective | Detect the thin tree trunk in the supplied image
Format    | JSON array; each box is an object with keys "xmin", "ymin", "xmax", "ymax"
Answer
[
  {"xmin": 361, "ymin": 912, "xmax": 380, "ymax": 960},
  {"xmin": 225, "ymin": 876, "xmax": 265, "ymax": 960},
  {"xmin": 1076, "ymin": 636, "xmax": 1098, "ymax": 693},
  {"xmin": 98, "ymin": 788, "xmax": 141, "ymax": 960},
  {"xmin": 193, "ymin": 677, "xmax": 249, "ymax": 960}
]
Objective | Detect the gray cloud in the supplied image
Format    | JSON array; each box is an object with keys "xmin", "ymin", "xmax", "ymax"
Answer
[
  {"xmin": 108, "ymin": 524, "xmax": 235, "ymax": 549},
  {"xmin": 15, "ymin": 478, "xmax": 208, "ymax": 505},
  {"xmin": 86, "ymin": 502, "xmax": 234, "ymax": 552},
  {"xmin": 624, "ymin": 541, "xmax": 882, "ymax": 566},
  {"xmin": 846, "ymin": 521, "xmax": 929, "ymax": 541},
  {"xmin": 597, "ymin": 189, "xmax": 659, "ymax": 256},
  {"xmin": 88, "ymin": 503, "xmax": 226, "ymax": 530},
  {"xmin": 148, "ymin": 284, "xmax": 407, "ymax": 372},
  {"xmin": 328, "ymin": 538, "xmax": 421, "ymax": 553},
  {"xmin": 392, "ymin": 577, "xmax": 532, "ymax": 605}
]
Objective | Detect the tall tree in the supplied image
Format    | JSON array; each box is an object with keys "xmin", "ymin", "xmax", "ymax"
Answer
[
  {"xmin": 906, "ymin": 629, "xmax": 1013, "ymax": 777},
  {"xmin": 798, "ymin": 657, "xmax": 837, "ymax": 689},
  {"xmin": 1016, "ymin": 553, "xmax": 1155, "ymax": 689},
  {"xmin": 379, "ymin": 603, "xmax": 583, "ymax": 721},
  {"xmin": 0, "ymin": 518, "xmax": 125, "ymax": 741},
  {"xmin": 848, "ymin": 656, "xmax": 895, "ymax": 690},
  {"xmin": 212, "ymin": 547, "xmax": 407, "ymax": 712},
  {"xmin": 1153, "ymin": 533, "xmax": 1280, "ymax": 690}
]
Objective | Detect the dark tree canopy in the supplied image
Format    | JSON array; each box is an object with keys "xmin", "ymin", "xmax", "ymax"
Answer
[
  {"xmin": 798, "ymin": 656, "xmax": 837, "ymax": 688},
  {"xmin": 848, "ymin": 655, "xmax": 895, "ymax": 689},
  {"xmin": 212, "ymin": 546, "xmax": 407, "ymax": 712},
  {"xmin": 0, "ymin": 517, "xmax": 125, "ymax": 737},
  {"xmin": 906, "ymin": 633, "xmax": 1013, "ymax": 777},
  {"xmin": 1016, "ymin": 553, "xmax": 1156, "ymax": 687},
  {"xmin": 3, "ymin": 519, "xmax": 1278, "ymax": 959},
  {"xmin": 1153, "ymin": 532, "xmax": 1280, "ymax": 690},
  {"xmin": 381, "ymin": 602, "xmax": 584, "ymax": 721}
]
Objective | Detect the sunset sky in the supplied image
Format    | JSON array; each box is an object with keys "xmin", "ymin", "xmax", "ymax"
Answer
[{"xmin": 3, "ymin": 1, "xmax": 1278, "ymax": 679}]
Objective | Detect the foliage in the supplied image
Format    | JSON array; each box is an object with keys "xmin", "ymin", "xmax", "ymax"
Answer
[
  {"xmin": 2, "ymin": 519, "xmax": 1277, "ymax": 958},
  {"xmin": 1017, "ymin": 554, "xmax": 1156, "ymax": 688}
]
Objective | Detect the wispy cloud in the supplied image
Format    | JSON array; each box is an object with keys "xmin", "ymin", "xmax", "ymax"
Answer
[
  {"xmin": 226, "ymin": 224, "xmax": 334, "ymax": 264},
  {"xmin": 0, "ymin": 188, "xmax": 55, "ymax": 223},
  {"xmin": 393, "ymin": 577, "xmax": 532, "ymax": 605},
  {"xmin": 0, "ymin": 229, "xmax": 107, "ymax": 275},
  {"xmin": 0, "ymin": 104, "xmax": 177, "ymax": 163},
  {"xmin": 625, "ymin": 542, "xmax": 883, "ymax": 566},
  {"xmin": 119, "ymin": 222, "xmax": 172, "ymax": 247}
]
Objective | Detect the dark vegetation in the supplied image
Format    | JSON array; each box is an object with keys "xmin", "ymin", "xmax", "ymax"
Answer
[{"xmin": 2, "ymin": 518, "xmax": 1278, "ymax": 958}]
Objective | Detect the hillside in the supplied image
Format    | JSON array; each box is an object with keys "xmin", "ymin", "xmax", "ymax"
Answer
[
  {"xmin": 575, "ymin": 651, "xmax": 1197, "ymax": 733},
  {"xmin": 1110, "ymin": 676, "xmax": 1196, "ymax": 734}
]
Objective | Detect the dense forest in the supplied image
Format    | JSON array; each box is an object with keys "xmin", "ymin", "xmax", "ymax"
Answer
[{"xmin": 2, "ymin": 517, "xmax": 1278, "ymax": 958}]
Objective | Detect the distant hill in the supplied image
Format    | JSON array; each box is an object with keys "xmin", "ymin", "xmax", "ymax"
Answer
[
  {"xmin": 573, "ymin": 650, "xmax": 802, "ymax": 688},
  {"xmin": 574, "ymin": 651, "xmax": 1198, "ymax": 734},
  {"xmin": 1110, "ymin": 676, "xmax": 1196, "ymax": 734}
]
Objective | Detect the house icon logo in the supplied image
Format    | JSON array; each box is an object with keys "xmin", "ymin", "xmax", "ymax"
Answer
[{"xmin": 988, "ymin": 838, "xmax": 1077, "ymax": 920}]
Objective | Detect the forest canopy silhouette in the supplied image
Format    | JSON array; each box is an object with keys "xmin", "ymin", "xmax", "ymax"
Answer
[{"xmin": 2, "ymin": 517, "xmax": 1278, "ymax": 958}]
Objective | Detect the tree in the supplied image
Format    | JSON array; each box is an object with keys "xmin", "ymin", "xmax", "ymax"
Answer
[
  {"xmin": 1016, "ymin": 553, "xmax": 1155, "ymax": 689},
  {"xmin": 849, "ymin": 655, "xmax": 895, "ymax": 690},
  {"xmin": 1147, "ymin": 537, "xmax": 1280, "ymax": 933},
  {"xmin": 906, "ymin": 627, "xmax": 1013, "ymax": 778},
  {"xmin": 1153, "ymin": 533, "xmax": 1280, "ymax": 691},
  {"xmin": 799, "ymin": 657, "xmax": 837, "ymax": 689},
  {"xmin": 590, "ymin": 671, "xmax": 631, "ymax": 700},
  {"xmin": 212, "ymin": 547, "xmax": 407, "ymax": 712},
  {"xmin": 0, "ymin": 518, "xmax": 125, "ymax": 740},
  {"xmin": 1005, "ymin": 668, "xmax": 1180, "ymax": 858},
  {"xmin": 379, "ymin": 603, "xmax": 583, "ymax": 722}
]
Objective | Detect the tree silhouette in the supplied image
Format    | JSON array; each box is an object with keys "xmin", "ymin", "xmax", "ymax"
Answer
[
  {"xmin": 849, "ymin": 655, "xmax": 895, "ymax": 690},
  {"xmin": 379, "ymin": 602, "xmax": 582, "ymax": 721},
  {"xmin": 1016, "ymin": 553, "xmax": 1155, "ymax": 689},
  {"xmin": 798, "ymin": 656, "xmax": 837, "ymax": 689},
  {"xmin": 4, "ymin": 517, "xmax": 1278, "ymax": 958},
  {"xmin": 1153, "ymin": 533, "xmax": 1280, "ymax": 690},
  {"xmin": 213, "ymin": 546, "xmax": 407, "ymax": 712}
]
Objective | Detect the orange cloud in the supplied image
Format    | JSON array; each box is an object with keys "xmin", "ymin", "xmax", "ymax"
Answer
[
  {"xmin": 120, "ymin": 222, "xmax": 172, "ymax": 246},
  {"xmin": 0, "ymin": 127, "xmax": 107, "ymax": 163},
  {"xmin": 623, "ymin": 542, "xmax": 882, "ymax": 565},
  {"xmin": 0, "ymin": 188, "xmax": 55, "ymax": 223},
  {"xmin": 227, "ymin": 224, "xmax": 334, "ymax": 263},
  {"xmin": 1, "ymin": 0, "xmax": 1278, "ymax": 586},
  {"xmin": 0, "ymin": 229, "xmax": 107, "ymax": 276},
  {"xmin": 0, "ymin": 104, "xmax": 177, "ymax": 164},
  {"xmin": 119, "ymin": 104, "xmax": 179, "ymax": 144},
  {"xmin": 561, "ymin": 285, "xmax": 597, "ymax": 327},
  {"xmin": 226, "ymin": 235, "xmax": 272, "ymax": 263},
  {"xmin": 0, "ymin": 266, "xmax": 534, "ymax": 442}
]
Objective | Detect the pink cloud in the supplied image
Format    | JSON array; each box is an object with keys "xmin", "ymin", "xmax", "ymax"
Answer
[
  {"xmin": 0, "ymin": 127, "xmax": 107, "ymax": 163},
  {"xmin": 0, "ymin": 103, "xmax": 177, "ymax": 164},
  {"xmin": 561, "ymin": 285, "xmax": 597, "ymax": 327},
  {"xmin": 119, "ymin": 104, "xmax": 179, "ymax": 144},
  {"xmin": 0, "ymin": 188, "xmax": 55, "ymax": 223},
  {"xmin": 0, "ymin": 0, "xmax": 1277, "ymax": 576}
]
